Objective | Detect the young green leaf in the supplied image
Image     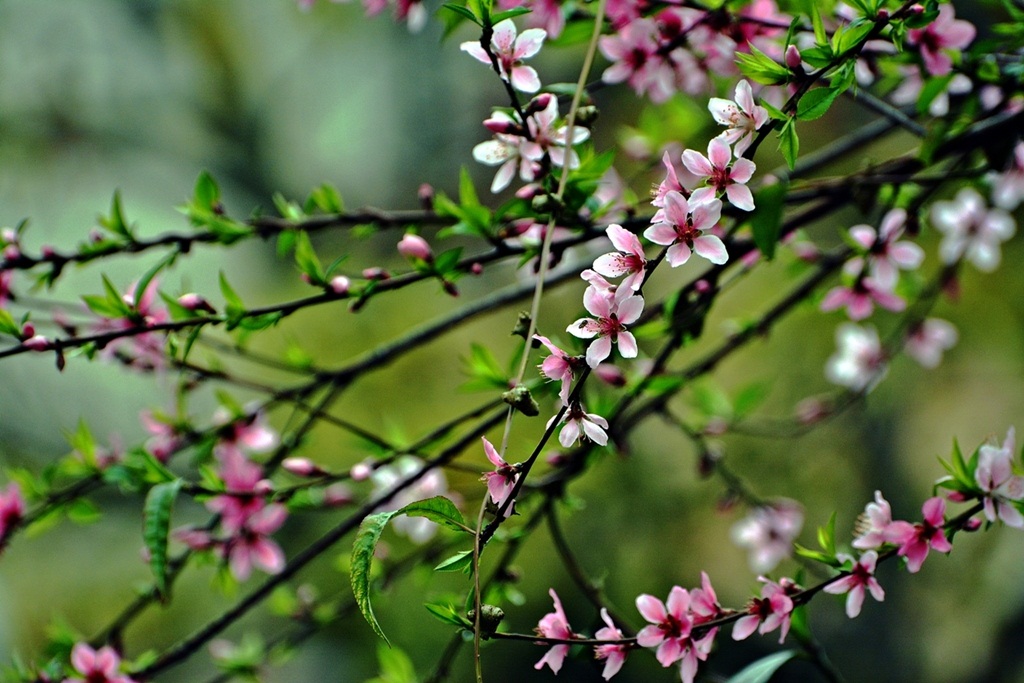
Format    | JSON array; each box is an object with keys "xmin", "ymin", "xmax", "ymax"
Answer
[
  {"xmin": 748, "ymin": 180, "xmax": 788, "ymax": 259},
  {"xmin": 796, "ymin": 87, "xmax": 842, "ymax": 121},
  {"xmin": 143, "ymin": 479, "xmax": 182, "ymax": 601},
  {"xmin": 778, "ymin": 119, "xmax": 800, "ymax": 170},
  {"xmin": 396, "ymin": 496, "xmax": 472, "ymax": 534},
  {"xmin": 351, "ymin": 510, "xmax": 398, "ymax": 645},
  {"xmin": 727, "ymin": 650, "xmax": 798, "ymax": 683}
]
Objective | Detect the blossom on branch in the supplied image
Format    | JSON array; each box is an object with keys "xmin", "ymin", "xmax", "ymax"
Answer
[
  {"xmin": 594, "ymin": 608, "xmax": 628, "ymax": 680},
  {"xmin": 906, "ymin": 3, "xmax": 976, "ymax": 76},
  {"xmin": 975, "ymin": 427, "xmax": 1024, "ymax": 528},
  {"xmin": 930, "ymin": 187, "xmax": 1016, "ymax": 272},
  {"xmin": 592, "ymin": 224, "xmax": 648, "ymax": 292},
  {"xmin": 534, "ymin": 588, "xmax": 576, "ymax": 673},
  {"xmin": 481, "ymin": 436, "xmax": 518, "ymax": 514},
  {"xmin": 707, "ymin": 79, "xmax": 769, "ymax": 156},
  {"xmin": 567, "ymin": 286, "xmax": 644, "ymax": 368},
  {"xmin": 534, "ymin": 334, "xmax": 581, "ymax": 405},
  {"xmin": 825, "ymin": 323, "xmax": 887, "ymax": 392},
  {"xmin": 731, "ymin": 500, "xmax": 803, "ymax": 573},
  {"xmin": 644, "ymin": 191, "xmax": 727, "ymax": 267},
  {"xmin": 844, "ymin": 208, "xmax": 924, "ymax": 289},
  {"xmin": 549, "ymin": 400, "xmax": 609, "ymax": 447},
  {"xmin": 64, "ymin": 643, "xmax": 137, "ymax": 683},
  {"xmin": 0, "ymin": 482, "xmax": 24, "ymax": 547},
  {"xmin": 904, "ymin": 318, "xmax": 958, "ymax": 368},
  {"xmin": 823, "ymin": 551, "xmax": 885, "ymax": 618},
  {"xmin": 460, "ymin": 19, "xmax": 546, "ymax": 93},
  {"xmin": 731, "ymin": 576, "xmax": 797, "ymax": 643},
  {"xmin": 682, "ymin": 138, "xmax": 756, "ymax": 211}
]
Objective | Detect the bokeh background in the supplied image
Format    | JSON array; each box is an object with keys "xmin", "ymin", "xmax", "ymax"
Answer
[{"xmin": 1, "ymin": 1, "xmax": 1023, "ymax": 682}]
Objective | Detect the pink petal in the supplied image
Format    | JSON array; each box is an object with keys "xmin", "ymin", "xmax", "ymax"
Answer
[
  {"xmin": 515, "ymin": 28, "xmax": 547, "ymax": 59},
  {"xmin": 730, "ymin": 157, "xmax": 757, "ymax": 183},
  {"xmin": 617, "ymin": 331, "xmax": 638, "ymax": 358},
  {"xmin": 682, "ymin": 149, "xmax": 714, "ymax": 177},
  {"xmin": 644, "ymin": 222, "xmax": 680, "ymax": 246},
  {"xmin": 511, "ymin": 65, "xmax": 541, "ymax": 93},
  {"xmin": 586, "ymin": 335, "xmax": 613, "ymax": 368},
  {"xmin": 665, "ymin": 242, "xmax": 693, "ymax": 267},
  {"xmin": 636, "ymin": 594, "xmax": 668, "ymax": 624},
  {"xmin": 482, "ymin": 436, "xmax": 504, "ymax": 468},
  {"xmin": 460, "ymin": 41, "xmax": 491, "ymax": 65},
  {"xmin": 725, "ymin": 183, "xmax": 755, "ymax": 211},
  {"xmin": 252, "ymin": 537, "xmax": 286, "ymax": 574},
  {"xmin": 616, "ymin": 295, "xmax": 645, "ymax": 324},
  {"xmin": 606, "ymin": 223, "xmax": 642, "ymax": 255},
  {"xmin": 732, "ymin": 615, "xmax": 759, "ymax": 640},
  {"xmin": 693, "ymin": 235, "xmax": 728, "ymax": 264},
  {"xmin": 707, "ymin": 137, "xmax": 732, "ymax": 169}
]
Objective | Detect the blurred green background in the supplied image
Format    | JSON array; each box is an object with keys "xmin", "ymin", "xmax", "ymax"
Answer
[{"xmin": 1, "ymin": 1, "xmax": 1023, "ymax": 682}]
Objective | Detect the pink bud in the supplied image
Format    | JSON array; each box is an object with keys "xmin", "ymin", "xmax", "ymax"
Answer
[
  {"xmin": 282, "ymin": 457, "xmax": 321, "ymax": 477},
  {"xmin": 178, "ymin": 293, "xmax": 216, "ymax": 313},
  {"xmin": 0, "ymin": 229, "xmax": 15, "ymax": 244},
  {"xmin": 483, "ymin": 116, "xmax": 518, "ymax": 135},
  {"xmin": 329, "ymin": 275, "xmax": 350, "ymax": 295},
  {"xmin": 785, "ymin": 45, "xmax": 802, "ymax": 70},
  {"xmin": 909, "ymin": 3, "xmax": 924, "ymax": 13},
  {"xmin": 3, "ymin": 245, "xmax": 19, "ymax": 261},
  {"xmin": 40, "ymin": 245, "xmax": 56, "ymax": 258},
  {"xmin": 397, "ymin": 233, "xmax": 433, "ymax": 262},
  {"xmin": 962, "ymin": 517, "xmax": 982, "ymax": 532},
  {"xmin": 324, "ymin": 483, "xmax": 354, "ymax": 507},
  {"xmin": 21, "ymin": 322, "xmax": 35, "ymax": 338},
  {"xmin": 470, "ymin": 262, "xmax": 483, "ymax": 275},
  {"xmin": 89, "ymin": 228, "xmax": 104, "ymax": 243},
  {"xmin": 350, "ymin": 461, "xmax": 373, "ymax": 481},
  {"xmin": 362, "ymin": 267, "xmax": 390, "ymax": 281},
  {"xmin": 524, "ymin": 93, "xmax": 552, "ymax": 116},
  {"xmin": 876, "ymin": 8, "xmax": 889, "ymax": 19},
  {"xmin": 418, "ymin": 183, "xmax": 435, "ymax": 211},
  {"xmin": 694, "ymin": 279, "xmax": 712, "ymax": 295},
  {"xmin": 593, "ymin": 363, "xmax": 626, "ymax": 387},
  {"xmin": 254, "ymin": 479, "xmax": 274, "ymax": 496}
]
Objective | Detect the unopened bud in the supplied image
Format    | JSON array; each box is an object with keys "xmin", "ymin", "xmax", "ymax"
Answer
[
  {"xmin": 467, "ymin": 604, "xmax": 505, "ymax": 637},
  {"xmin": 253, "ymin": 479, "xmax": 274, "ymax": 496},
  {"xmin": 483, "ymin": 116, "xmax": 520, "ymax": 135},
  {"xmin": 909, "ymin": 3, "xmax": 924, "ymax": 13},
  {"xmin": 362, "ymin": 267, "xmax": 390, "ymax": 281},
  {"xmin": 524, "ymin": 93, "xmax": 552, "ymax": 117},
  {"xmin": 418, "ymin": 183, "xmax": 435, "ymax": 211},
  {"xmin": 329, "ymin": 275, "xmax": 350, "ymax": 295},
  {"xmin": 594, "ymin": 363, "xmax": 626, "ymax": 387},
  {"xmin": 282, "ymin": 457, "xmax": 323, "ymax": 477},
  {"xmin": 398, "ymin": 233, "xmax": 433, "ymax": 262},
  {"xmin": 502, "ymin": 385, "xmax": 540, "ymax": 417},
  {"xmin": 23, "ymin": 334, "xmax": 50, "ymax": 351},
  {"xmin": 470, "ymin": 262, "xmax": 483, "ymax": 275},
  {"xmin": 350, "ymin": 461, "xmax": 373, "ymax": 481},
  {"xmin": 324, "ymin": 483, "xmax": 354, "ymax": 507},
  {"xmin": 178, "ymin": 293, "xmax": 216, "ymax": 314},
  {"xmin": 962, "ymin": 517, "xmax": 982, "ymax": 532},
  {"xmin": 511, "ymin": 312, "xmax": 532, "ymax": 339},
  {"xmin": 785, "ymin": 45, "xmax": 802, "ymax": 70}
]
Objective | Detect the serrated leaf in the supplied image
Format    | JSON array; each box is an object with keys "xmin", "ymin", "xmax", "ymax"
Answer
[
  {"xmin": 809, "ymin": 1, "xmax": 827, "ymax": 45},
  {"xmin": 144, "ymin": 479, "xmax": 182, "ymax": 601},
  {"xmin": 351, "ymin": 511, "xmax": 397, "ymax": 645},
  {"xmin": 397, "ymin": 496, "xmax": 471, "ymax": 534},
  {"xmin": 736, "ymin": 44, "xmax": 791, "ymax": 85},
  {"xmin": 796, "ymin": 87, "xmax": 842, "ymax": 121},
  {"xmin": 435, "ymin": 549, "xmax": 475, "ymax": 573},
  {"xmin": 749, "ymin": 180, "xmax": 787, "ymax": 259},
  {"xmin": 727, "ymin": 650, "xmax": 798, "ymax": 683},
  {"xmin": 778, "ymin": 119, "xmax": 799, "ymax": 170}
]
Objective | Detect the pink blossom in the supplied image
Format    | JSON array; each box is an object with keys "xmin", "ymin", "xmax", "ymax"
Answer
[
  {"xmin": 473, "ymin": 112, "xmax": 534, "ymax": 193},
  {"xmin": 567, "ymin": 287, "xmax": 644, "ymax": 368},
  {"xmin": 460, "ymin": 19, "xmax": 547, "ymax": 93},
  {"xmin": 825, "ymin": 323, "xmax": 887, "ymax": 392},
  {"xmin": 206, "ymin": 451, "xmax": 272, "ymax": 536},
  {"xmin": 989, "ymin": 141, "xmax": 1024, "ymax": 210},
  {"xmin": 652, "ymin": 148, "xmax": 699, "ymax": 208},
  {"xmin": 644, "ymin": 191, "xmax": 727, "ymax": 267},
  {"xmin": 730, "ymin": 500, "xmax": 803, "ymax": 573},
  {"xmin": 397, "ymin": 232, "xmax": 433, "ymax": 262},
  {"xmin": 223, "ymin": 504, "xmax": 288, "ymax": 581},
  {"xmin": 845, "ymin": 208, "xmax": 924, "ymax": 289},
  {"xmin": 636, "ymin": 586, "xmax": 693, "ymax": 666},
  {"xmin": 732, "ymin": 577, "xmax": 796, "ymax": 643},
  {"xmin": 480, "ymin": 436, "xmax": 518, "ymax": 513},
  {"xmin": 708, "ymin": 80, "xmax": 769, "ymax": 156},
  {"xmin": 599, "ymin": 19, "xmax": 677, "ymax": 104},
  {"xmin": 140, "ymin": 410, "xmax": 182, "ymax": 463},
  {"xmin": 975, "ymin": 427, "xmax": 1024, "ymax": 528},
  {"xmin": 550, "ymin": 401, "xmax": 609, "ymax": 447},
  {"xmin": 533, "ymin": 334, "xmax": 581, "ymax": 405},
  {"xmin": 496, "ymin": 0, "xmax": 565, "ymax": 39},
  {"xmin": 819, "ymin": 277, "xmax": 906, "ymax": 321},
  {"xmin": 904, "ymin": 318, "xmax": 958, "ymax": 368},
  {"xmin": 890, "ymin": 497, "xmax": 953, "ymax": 573},
  {"xmin": 214, "ymin": 409, "xmax": 278, "ymax": 455},
  {"xmin": 92, "ymin": 278, "xmax": 169, "ymax": 371},
  {"xmin": 65, "ymin": 643, "xmax": 137, "ymax": 683},
  {"xmin": 853, "ymin": 490, "xmax": 902, "ymax": 550},
  {"xmin": 594, "ymin": 608, "xmax": 628, "ymax": 680},
  {"xmin": 636, "ymin": 586, "xmax": 714, "ymax": 683},
  {"xmin": 534, "ymin": 588, "xmax": 576, "ymax": 673},
  {"xmin": 0, "ymin": 270, "xmax": 13, "ymax": 306},
  {"xmin": 906, "ymin": 3, "xmax": 976, "ymax": 76},
  {"xmin": 0, "ymin": 482, "xmax": 25, "ymax": 547},
  {"xmin": 890, "ymin": 64, "xmax": 972, "ymax": 117},
  {"xmin": 329, "ymin": 275, "xmax": 350, "ymax": 295},
  {"xmin": 682, "ymin": 138, "xmax": 757, "ymax": 211},
  {"xmin": 930, "ymin": 187, "xmax": 1016, "ymax": 272},
  {"xmin": 592, "ymin": 224, "xmax": 648, "ymax": 292},
  {"xmin": 823, "ymin": 551, "xmax": 885, "ymax": 618},
  {"xmin": 689, "ymin": 571, "xmax": 724, "ymax": 625},
  {"xmin": 522, "ymin": 94, "xmax": 590, "ymax": 171}
]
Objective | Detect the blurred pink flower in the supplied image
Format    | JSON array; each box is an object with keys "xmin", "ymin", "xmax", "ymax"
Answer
[
  {"xmin": 731, "ymin": 500, "xmax": 803, "ymax": 573},
  {"xmin": 535, "ymin": 588, "xmax": 576, "ymax": 673}
]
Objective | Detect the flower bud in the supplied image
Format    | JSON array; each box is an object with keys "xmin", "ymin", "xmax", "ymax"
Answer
[
  {"xmin": 362, "ymin": 267, "xmax": 390, "ymax": 281},
  {"xmin": 470, "ymin": 262, "xmax": 483, "ymax": 275},
  {"xmin": 418, "ymin": 183, "xmax": 435, "ymax": 211},
  {"xmin": 483, "ymin": 116, "xmax": 520, "ymax": 135},
  {"xmin": 785, "ymin": 45, "xmax": 802, "ymax": 70},
  {"xmin": 329, "ymin": 275, "xmax": 350, "ymax": 295},
  {"xmin": 23, "ymin": 335, "xmax": 50, "ymax": 351},
  {"xmin": 282, "ymin": 457, "xmax": 323, "ymax": 477},
  {"xmin": 350, "ymin": 460, "xmax": 373, "ymax": 481},
  {"xmin": 524, "ymin": 93, "xmax": 552, "ymax": 117},
  {"xmin": 324, "ymin": 483, "xmax": 354, "ymax": 507},
  {"xmin": 398, "ymin": 233, "xmax": 433, "ymax": 262},
  {"xmin": 178, "ymin": 293, "xmax": 216, "ymax": 314}
]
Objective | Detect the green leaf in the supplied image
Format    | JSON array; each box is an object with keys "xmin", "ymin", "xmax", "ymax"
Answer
[
  {"xmin": 817, "ymin": 511, "xmax": 837, "ymax": 555},
  {"xmin": 727, "ymin": 650, "xmax": 799, "ymax": 683},
  {"xmin": 424, "ymin": 600, "xmax": 473, "ymax": 629},
  {"xmin": 397, "ymin": 496, "xmax": 472, "ymax": 534},
  {"xmin": 305, "ymin": 183, "xmax": 344, "ymax": 214},
  {"xmin": 134, "ymin": 250, "xmax": 179, "ymax": 311},
  {"xmin": 367, "ymin": 643, "xmax": 417, "ymax": 683},
  {"xmin": 808, "ymin": 1, "xmax": 827, "ymax": 45},
  {"xmin": 66, "ymin": 498, "xmax": 102, "ymax": 525},
  {"xmin": 434, "ymin": 549, "xmax": 475, "ymax": 573},
  {"xmin": 459, "ymin": 166, "xmax": 481, "ymax": 208},
  {"xmin": 490, "ymin": 7, "xmax": 530, "ymax": 23},
  {"xmin": 144, "ymin": 479, "xmax": 182, "ymax": 601},
  {"xmin": 351, "ymin": 511, "xmax": 396, "ymax": 645},
  {"xmin": 219, "ymin": 271, "xmax": 244, "ymax": 316},
  {"xmin": 796, "ymin": 87, "xmax": 842, "ymax": 121},
  {"xmin": 194, "ymin": 171, "xmax": 220, "ymax": 211},
  {"xmin": 0, "ymin": 308, "xmax": 22, "ymax": 337},
  {"xmin": 733, "ymin": 381, "xmax": 772, "ymax": 419},
  {"xmin": 735, "ymin": 44, "xmax": 791, "ymax": 85},
  {"xmin": 98, "ymin": 191, "xmax": 134, "ymax": 240},
  {"xmin": 293, "ymin": 231, "xmax": 325, "ymax": 284},
  {"xmin": 748, "ymin": 180, "xmax": 788, "ymax": 259},
  {"xmin": 778, "ymin": 119, "xmax": 799, "ymax": 170}
]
